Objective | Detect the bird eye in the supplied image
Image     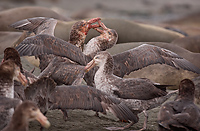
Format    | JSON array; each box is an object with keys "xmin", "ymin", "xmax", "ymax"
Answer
[
  {"xmin": 95, "ymin": 56, "xmax": 99, "ymax": 59},
  {"xmin": 31, "ymin": 108, "xmax": 36, "ymax": 111}
]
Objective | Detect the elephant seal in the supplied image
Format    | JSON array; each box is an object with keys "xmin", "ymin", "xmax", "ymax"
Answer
[
  {"xmin": 12, "ymin": 18, "xmax": 184, "ymax": 46},
  {"xmin": 12, "ymin": 18, "xmax": 184, "ymax": 68},
  {"xmin": 171, "ymin": 35, "xmax": 200, "ymax": 53},
  {"xmin": 107, "ymin": 42, "xmax": 200, "ymax": 89},
  {"xmin": 55, "ymin": 18, "xmax": 184, "ymax": 43},
  {"xmin": 163, "ymin": 12, "xmax": 200, "ymax": 36},
  {"xmin": 0, "ymin": 6, "xmax": 72, "ymax": 32}
]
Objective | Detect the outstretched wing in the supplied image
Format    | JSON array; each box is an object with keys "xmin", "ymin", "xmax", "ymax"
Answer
[
  {"xmin": 10, "ymin": 17, "xmax": 57, "ymax": 36},
  {"xmin": 113, "ymin": 44, "xmax": 200, "ymax": 77},
  {"xmin": 16, "ymin": 34, "xmax": 90, "ymax": 65},
  {"xmin": 38, "ymin": 56, "xmax": 86, "ymax": 85},
  {"xmin": 49, "ymin": 85, "xmax": 138, "ymax": 122},
  {"xmin": 24, "ymin": 77, "xmax": 56, "ymax": 113}
]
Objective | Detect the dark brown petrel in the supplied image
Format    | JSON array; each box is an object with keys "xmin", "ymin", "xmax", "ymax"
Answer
[
  {"xmin": 84, "ymin": 51, "xmax": 180, "ymax": 130},
  {"xmin": 11, "ymin": 17, "xmax": 118, "ymax": 86},
  {"xmin": 24, "ymin": 77, "xmax": 139, "ymax": 126},
  {"xmin": 158, "ymin": 79, "xmax": 200, "ymax": 131},
  {"xmin": 3, "ymin": 47, "xmax": 38, "ymax": 100},
  {"xmin": 3, "ymin": 47, "xmax": 37, "ymax": 81},
  {"xmin": 10, "ymin": 17, "xmax": 101, "ymax": 72},
  {"xmin": 84, "ymin": 51, "xmax": 170, "ymax": 100},
  {"xmin": 2, "ymin": 100, "xmax": 50, "ymax": 131},
  {"xmin": 0, "ymin": 60, "xmax": 27, "ymax": 129}
]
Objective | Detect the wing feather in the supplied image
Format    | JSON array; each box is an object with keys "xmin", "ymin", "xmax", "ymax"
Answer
[
  {"xmin": 49, "ymin": 85, "xmax": 138, "ymax": 122},
  {"xmin": 24, "ymin": 76, "xmax": 138, "ymax": 122},
  {"xmin": 16, "ymin": 35, "xmax": 90, "ymax": 65},
  {"xmin": 113, "ymin": 44, "xmax": 200, "ymax": 77},
  {"xmin": 10, "ymin": 17, "xmax": 57, "ymax": 35}
]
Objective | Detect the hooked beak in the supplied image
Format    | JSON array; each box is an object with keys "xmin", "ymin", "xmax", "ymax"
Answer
[
  {"xmin": 98, "ymin": 20, "xmax": 108, "ymax": 30},
  {"xmin": 92, "ymin": 20, "xmax": 109, "ymax": 34},
  {"xmin": 1, "ymin": 59, "xmax": 4, "ymax": 64},
  {"xmin": 86, "ymin": 17, "xmax": 101, "ymax": 31},
  {"xmin": 35, "ymin": 110, "xmax": 51, "ymax": 129},
  {"xmin": 87, "ymin": 17, "xmax": 101, "ymax": 24},
  {"xmin": 84, "ymin": 59, "xmax": 96, "ymax": 73},
  {"xmin": 17, "ymin": 72, "xmax": 28, "ymax": 86}
]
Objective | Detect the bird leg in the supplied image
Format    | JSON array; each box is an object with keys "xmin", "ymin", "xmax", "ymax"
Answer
[
  {"xmin": 130, "ymin": 110, "xmax": 148, "ymax": 131},
  {"xmin": 95, "ymin": 111, "xmax": 100, "ymax": 117},
  {"xmin": 61, "ymin": 108, "xmax": 68, "ymax": 121}
]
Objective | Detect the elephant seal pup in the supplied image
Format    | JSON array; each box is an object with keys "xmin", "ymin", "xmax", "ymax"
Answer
[
  {"xmin": 171, "ymin": 35, "xmax": 200, "ymax": 53},
  {"xmin": 54, "ymin": 18, "xmax": 184, "ymax": 43},
  {"xmin": 0, "ymin": 6, "xmax": 71, "ymax": 31},
  {"xmin": 107, "ymin": 42, "xmax": 200, "ymax": 89},
  {"xmin": 0, "ymin": 31, "xmax": 22, "ymax": 54}
]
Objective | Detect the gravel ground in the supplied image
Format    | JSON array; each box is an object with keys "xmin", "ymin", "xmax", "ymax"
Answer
[{"xmin": 0, "ymin": 0, "xmax": 200, "ymax": 130}]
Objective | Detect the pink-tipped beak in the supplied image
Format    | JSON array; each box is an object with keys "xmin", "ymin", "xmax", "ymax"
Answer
[
  {"xmin": 89, "ymin": 24, "xmax": 101, "ymax": 29},
  {"xmin": 84, "ymin": 59, "xmax": 96, "ymax": 73},
  {"xmin": 17, "ymin": 72, "xmax": 28, "ymax": 86},
  {"xmin": 98, "ymin": 20, "xmax": 108, "ymax": 30},
  {"xmin": 92, "ymin": 20, "xmax": 109, "ymax": 34},
  {"xmin": 36, "ymin": 110, "xmax": 51, "ymax": 128},
  {"xmin": 1, "ymin": 59, "xmax": 4, "ymax": 64},
  {"xmin": 87, "ymin": 17, "xmax": 101, "ymax": 30}
]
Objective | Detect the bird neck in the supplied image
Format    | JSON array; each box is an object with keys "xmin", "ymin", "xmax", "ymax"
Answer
[
  {"xmin": 37, "ymin": 19, "xmax": 57, "ymax": 36},
  {"xmin": 83, "ymin": 37, "xmax": 101, "ymax": 57},
  {"xmin": 8, "ymin": 111, "xmax": 28, "ymax": 131},
  {"xmin": 178, "ymin": 87, "xmax": 195, "ymax": 101},
  {"xmin": 0, "ymin": 69, "xmax": 13, "ymax": 83},
  {"xmin": 69, "ymin": 28, "xmax": 86, "ymax": 50},
  {"xmin": 97, "ymin": 61, "xmax": 114, "ymax": 77},
  {"xmin": 178, "ymin": 95, "xmax": 194, "ymax": 102}
]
